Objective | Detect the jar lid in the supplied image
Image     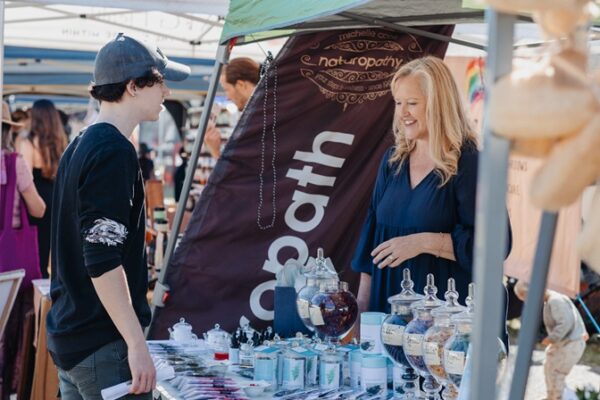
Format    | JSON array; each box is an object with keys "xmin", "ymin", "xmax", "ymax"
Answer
[
  {"xmin": 387, "ymin": 268, "xmax": 424, "ymax": 306},
  {"xmin": 432, "ymin": 278, "xmax": 466, "ymax": 318},
  {"xmin": 451, "ymin": 282, "xmax": 475, "ymax": 324},
  {"xmin": 350, "ymin": 349, "xmax": 362, "ymax": 362},
  {"xmin": 360, "ymin": 312, "xmax": 386, "ymax": 325},
  {"xmin": 411, "ymin": 273, "xmax": 443, "ymax": 311},
  {"xmin": 361, "ymin": 354, "xmax": 387, "ymax": 368}
]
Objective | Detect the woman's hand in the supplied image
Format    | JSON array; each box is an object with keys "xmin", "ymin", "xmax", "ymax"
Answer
[{"xmin": 371, "ymin": 234, "xmax": 423, "ymax": 269}]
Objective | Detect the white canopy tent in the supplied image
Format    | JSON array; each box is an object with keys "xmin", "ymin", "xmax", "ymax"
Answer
[{"xmin": 0, "ymin": 2, "xmax": 582, "ymax": 399}]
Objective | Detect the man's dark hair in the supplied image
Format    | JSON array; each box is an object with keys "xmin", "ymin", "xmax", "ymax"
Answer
[
  {"xmin": 89, "ymin": 68, "xmax": 164, "ymax": 102},
  {"xmin": 223, "ymin": 57, "xmax": 260, "ymax": 86}
]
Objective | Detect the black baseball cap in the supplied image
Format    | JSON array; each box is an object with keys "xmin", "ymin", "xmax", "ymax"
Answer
[{"xmin": 93, "ymin": 33, "xmax": 190, "ymax": 85}]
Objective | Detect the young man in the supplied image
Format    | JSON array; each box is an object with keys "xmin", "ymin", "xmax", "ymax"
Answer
[
  {"xmin": 204, "ymin": 57, "xmax": 260, "ymax": 159},
  {"xmin": 514, "ymin": 281, "xmax": 589, "ymax": 400},
  {"xmin": 47, "ymin": 33, "xmax": 189, "ymax": 399}
]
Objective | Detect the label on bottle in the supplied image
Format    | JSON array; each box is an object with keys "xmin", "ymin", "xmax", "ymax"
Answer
[
  {"xmin": 320, "ymin": 361, "xmax": 341, "ymax": 389},
  {"xmin": 404, "ymin": 333, "xmax": 424, "ymax": 356},
  {"xmin": 381, "ymin": 323, "xmax": 404, "ymax": 346},
  {"xmin": 297, "ymin": 299, "xmax": 310, "ymax": 319},
  {"xmin": 282, "ymin": 357, "xmax": 305, "ymax": 389},
  {"xmin": 360, "ymin": 324, "xmax": 382, "ymax": 354},
  {"xmin": 361, "ymin": 366, "xmax": 388, "ymax": 397},
  {"xmin": 350, "ymin": 360, "xmax": 361, "ymax": 388},
  {"xmin": 309, "ymin": 305, "xmax": 325, "ymax": 326},
  {"xmin": 423, "ymin": 342, "xmax": 441, "ymax": 365},
  {"xmin": 254, "ymin": 357, "xmax": 276, "ymax": 384},
  {"xmin": 445, "ymin": 350, "xmax": 465, "ymax": 375}
]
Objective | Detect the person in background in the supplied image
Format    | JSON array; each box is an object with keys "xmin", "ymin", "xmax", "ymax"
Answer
[
  {"xmin": 47, "ymin": 33, "xmax": 190, "ymax": 398},
  {"xmin": 351, "ymin": 56, "xmax": 512, "ymax": 336},
  {"xmin": 57, "ymin": 109, "xmax": 72, "ymax": 141},
  {"xmin": 203, "ymin": 57, "xmax": 261, "ymax": 159},
  {"xmin": 174, "ymin": 146, "xmax": 189, "ymax": 202},
  {"xmin": 10, "ymin": 108, "xmax": 30, "ymax": 140},
  {"xmin": 0, "ymin": 101, "xmax": 45, "ymax": 399},
  {"xmin": 514, "ymin": 281, "xmax": 588, "ymax": 400},
  {"xmin": 138, "ymin": 142, "xmax": 155, "ymax": 182},
  {"xmin": 16, "ymin": 99, "xmax": 67, "ymax": 279}
]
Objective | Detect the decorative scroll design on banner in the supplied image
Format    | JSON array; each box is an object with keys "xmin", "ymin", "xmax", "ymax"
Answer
[
  {"xmin": 299, "ymin": 29, "xmax": 425, "ymax": 110},
  {"xmin": 326, "ymin": 39, "xmax": 405, "ymax": 52}
]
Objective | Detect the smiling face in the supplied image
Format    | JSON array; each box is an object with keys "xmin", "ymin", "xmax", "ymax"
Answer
[{"xmin": 392, "ymin": 74, "xmax": 429, "ymax": 142}]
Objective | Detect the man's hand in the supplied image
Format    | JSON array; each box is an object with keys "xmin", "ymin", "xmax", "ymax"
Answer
[
  {"xmin": 371, "ymin": 234, "xmax": 421, "ymax": 269},
  {"xmin": 128, "ymin": 342, "xmax": 156, "ymax": 394},
  {"xmin": 541, "ymin": 337, "xmax": 552, "ymax": 346},
  {"xmin": 204, "ymin": 124, "xmax": 222, "ymax": 159}
]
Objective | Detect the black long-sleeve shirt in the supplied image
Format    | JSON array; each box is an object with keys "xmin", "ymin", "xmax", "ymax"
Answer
[{"xmin": 47, "ymin": 123, "xmax": 151, "ymax": 370}]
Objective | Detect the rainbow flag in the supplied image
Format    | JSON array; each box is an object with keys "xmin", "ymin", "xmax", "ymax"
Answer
[{"xmin": 466, "ymin": 57, "xmax": 485, "ymax": 109}]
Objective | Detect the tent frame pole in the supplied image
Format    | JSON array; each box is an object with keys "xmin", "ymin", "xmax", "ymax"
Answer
[
  {"xmin": 149, "ymin": 43, "xmax": 230, "ymax": 318},
  {"xmin": 508, "ymin": 212, "xmax": 558, "ymax": 399},
  {"xmin": 339, "ymin": 11, "xmax": 486, "ymax": 50},
  {"xmin": 469, "ymin": 9, "xmax": 514, "ymax": 400}
]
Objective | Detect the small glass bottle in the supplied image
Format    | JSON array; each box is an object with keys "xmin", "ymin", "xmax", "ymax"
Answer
[
  {"xmin": 254, "ymin": 343, "xmax": 278, "ymax": 386},
  {"xmin": 404, "ymin": 273, "xmax": 443, "ymax": 400},
  {"xmin": 319, "ymin": 346, "xmax": 343, "ymax": 390},
  {"xmin": 239, "ymin": 341, "xmax": 255, "ymax": 369},
  {"xmin": 422, "ymin": 278, "xmax": 465, "ymax": 400},
  {"xmin": 281, "ymin": 347, "xmax": 306, "ymax": 390},
  {"xmin": 380, "ymin": 268, "xmax": 424, "ymax": 399}
]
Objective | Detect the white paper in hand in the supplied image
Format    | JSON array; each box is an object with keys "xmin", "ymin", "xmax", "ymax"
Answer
[{"xmin": 101, "ymin": 365, "xmax": 175, "ymax": 400}]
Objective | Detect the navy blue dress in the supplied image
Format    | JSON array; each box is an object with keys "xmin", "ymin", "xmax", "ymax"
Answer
[{"xmin": 352, "ymin": 144, "xmax": 494, "ymax": 313}]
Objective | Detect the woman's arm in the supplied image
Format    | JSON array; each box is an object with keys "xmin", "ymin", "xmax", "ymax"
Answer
[
  {"xmin": 16, "ymin": 137, "xmax": 34, "ymax": 172},
  {"xmin": 21, "ymin": 185, "xmax": 46, "ymax": 218},
  {"xmin": 356, "ymin": 272, "xmax": 372, "ymax": 313},
  {"xmin": 371, "ymin": 232, "xmax": 456, "ymax": 269}
]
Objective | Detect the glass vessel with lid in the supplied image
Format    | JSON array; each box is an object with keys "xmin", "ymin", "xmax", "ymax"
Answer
[
  {"xmin": 309, "ymin": 280, "xmax": 358, "ymax": 345},
  {"xmin": 296, "ymin": 248, "xmax": 338, "ymax": 333},
  {"xmin": 403, "ymin": 273, "xmax": 444, "ymax": 400},
  {"xmin": 422, "ymin": 278, "xmax": 465, "ymax": 400},
  {"xmin": 380, "ymin": 268, "xmax": 423, "ymax": 399},
  {"xmin": 443, "ymin": 283, "xmax": 507, "ymax": 392}
]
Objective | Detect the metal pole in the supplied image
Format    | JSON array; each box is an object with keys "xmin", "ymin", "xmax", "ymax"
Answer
[
  {"xmin": 508, "ymin": 212, "xmax": 558, "ymax": 400},
  {"xmin": 339, "ymin": 11, "xmax": 486, "ymax": 50},
  {"xmin": 469, "ymin": 9, "xmax": 515, "ymax": 400},
  {"xmin": 149, "ymin": 43, "xmax": 230, "ymax": 315}
]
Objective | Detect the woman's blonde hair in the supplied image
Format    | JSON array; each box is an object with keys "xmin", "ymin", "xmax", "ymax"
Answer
[{"xmin": 389, "ymin": 56, "xmax": 478, "ymax": 186}]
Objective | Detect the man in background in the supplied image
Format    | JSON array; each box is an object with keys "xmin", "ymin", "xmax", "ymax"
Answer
[{"xmin": 204, "ymin": 57, "xmax": 260, "ymax": 159}]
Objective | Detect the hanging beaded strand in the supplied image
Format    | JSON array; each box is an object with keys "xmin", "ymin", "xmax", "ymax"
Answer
[{"xmin": 257, "ymin": 51, "xmax": 278, "ymax": 230}]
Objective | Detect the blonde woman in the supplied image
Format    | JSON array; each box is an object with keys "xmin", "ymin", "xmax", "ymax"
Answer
[{"xmin": 352, "ymin": 56, "xmax": 512, "ymax": 316}]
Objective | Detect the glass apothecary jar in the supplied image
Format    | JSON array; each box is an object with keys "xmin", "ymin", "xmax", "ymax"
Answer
[
  {"xmin": 309, "ymin": 281, "xmax": 358, "ymax": 344},
  {"xmin": 422, "ymin": 278, "xmax": 465, "ymax": 400},
  {"xmin": 380, "ymin": 268, "xmax": 423, "ymax": 399},
  {"xmin": 403, "ymin": 273, "xmax": 443, "ymax": 399},
  {"xmin": 296, "ymin": 248, "xmax": 338, "ymax": 332}
]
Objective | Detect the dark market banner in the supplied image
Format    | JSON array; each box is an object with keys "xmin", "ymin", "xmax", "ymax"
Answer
[{"xmin": 149, "ymin": 26, "xmax": 454, "ymax": 337}]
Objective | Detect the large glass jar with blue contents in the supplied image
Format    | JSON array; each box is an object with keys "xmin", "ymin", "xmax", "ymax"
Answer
[
  {"xmin": 380, "ymin": 268, "xmax": 423, "ymax": 398},
  {"xmin": 403, "ymin": 273, "xmax": 443, "ymax": 399}
]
